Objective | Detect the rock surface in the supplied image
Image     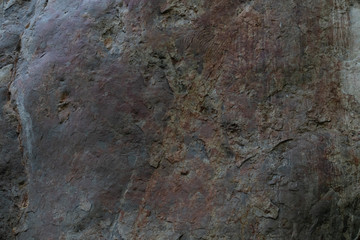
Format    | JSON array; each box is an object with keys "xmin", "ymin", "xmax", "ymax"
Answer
[{"xmin": 1, "ymin": 0, "xmax": 360, "ymax": 239}]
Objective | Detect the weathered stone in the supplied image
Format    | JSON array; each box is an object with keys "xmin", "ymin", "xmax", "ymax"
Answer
[{"xmin": 0, "ymin": 0, "xmax": 360, "ymax": 239}]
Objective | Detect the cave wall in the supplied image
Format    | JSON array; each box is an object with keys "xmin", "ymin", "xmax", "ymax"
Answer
[{"xmin": 1, "ymin": 0, "xmax": 360, "ymax": 239}]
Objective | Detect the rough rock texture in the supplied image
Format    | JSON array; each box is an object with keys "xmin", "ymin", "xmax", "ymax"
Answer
[{"xmin": 1, "ymin": 0, "xmax": 360, "ymax": 239}]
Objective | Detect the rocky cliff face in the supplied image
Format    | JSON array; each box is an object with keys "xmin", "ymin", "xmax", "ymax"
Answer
[{"xmin": 1, "ymin": 0, "xmax": 360, "ymax": 239}]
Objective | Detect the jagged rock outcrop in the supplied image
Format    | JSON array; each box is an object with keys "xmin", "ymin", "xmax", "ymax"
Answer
[{"xmin": 1, "ymin": 0, "xmax": 360, "ymax": 239}]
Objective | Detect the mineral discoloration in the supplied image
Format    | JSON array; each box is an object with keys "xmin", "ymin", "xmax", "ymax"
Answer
[
  {"xmin": 0, "ymin": 0, "xmax": 360, "ymax": 239},
  {"xmin": 342, "ymin": 2, "xmax": 360, "ymax": 103}
]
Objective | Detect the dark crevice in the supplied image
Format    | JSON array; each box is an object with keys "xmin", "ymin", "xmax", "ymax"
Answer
[{"xmin": 0, "ymin": 29, "xmax": 29, "ymax": 239}]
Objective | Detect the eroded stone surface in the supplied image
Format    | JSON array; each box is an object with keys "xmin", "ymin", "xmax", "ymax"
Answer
[{"xmin": 1, "ymin": 0, "xmax": 360, "ymax": 239}]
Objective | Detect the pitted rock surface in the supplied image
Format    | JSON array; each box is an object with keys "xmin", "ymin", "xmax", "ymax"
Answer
[{"xmin": 1, "ymin": 0, "xmax": 360, "ymax": 239}]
